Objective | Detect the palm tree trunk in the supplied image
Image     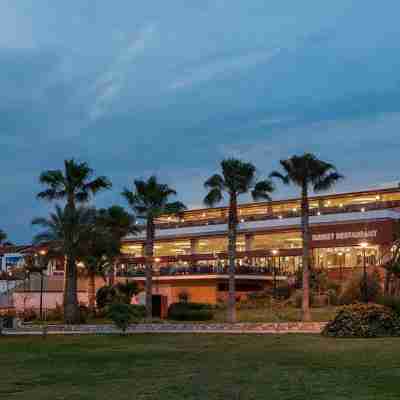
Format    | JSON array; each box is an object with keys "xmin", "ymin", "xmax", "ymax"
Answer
[
  {"xmin": 227, "ymin": 193, "xmax": 238, "ymax": 323},
  {"xmin": 145, "ymin": 219, "xmax": 155, "ymax": 320},
  {"xmin": 301, "ymin": 184, "xmax": 312, "ymax": 322},
  {"xmin": 88, "ymin": 272, "xmax": 96, "ymax": 312},
  {"xmin": 64, "ymin": 251, "xmax": 79, "ymax": 324}
]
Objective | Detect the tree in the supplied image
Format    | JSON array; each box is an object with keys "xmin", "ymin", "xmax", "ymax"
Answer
[
  {"xmin": 0, "ymin": 229, "xmax": 7, "ymax": 245},
  {"xmin": 270, "ymin": 153, "xmax": 343, "ymax": 321},
  {"xmin": 32, "ymin": 205, "xmax": 96, "ymax": 323},
  {"xmin": 79, "ymin": 206, "xmax": 138, "ymax": 312},
  {"xmin": 122, "ymin": 176, "xmax": 186, "ymax": 319},
  {"xmin": 37, "ymin": 159, "xmax": 111, "ymax": 323},
  {"xmin": 204, "ymin": 158, "xmax": 274, "ymax": 323}
]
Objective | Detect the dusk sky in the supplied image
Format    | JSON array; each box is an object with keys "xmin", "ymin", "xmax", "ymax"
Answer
[{"xmin": 1, "ymin": 1, "xmax": 400, "ymax": 244}]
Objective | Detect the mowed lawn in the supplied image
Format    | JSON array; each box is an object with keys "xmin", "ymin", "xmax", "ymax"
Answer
[{"xmin": 1, "ymin": 335, "xmax": 400, "ymax": 400}]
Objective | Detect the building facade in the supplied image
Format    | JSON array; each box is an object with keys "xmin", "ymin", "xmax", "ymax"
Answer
[{"xmin": 116, "ymin": 186, "xmax": 400, "ymax": 305}]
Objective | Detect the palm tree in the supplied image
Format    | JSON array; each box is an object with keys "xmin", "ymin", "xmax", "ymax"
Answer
[
  {"xmin": 270, "ymin": 153, "xmax": 343, "ymax": 321},
  {"xmin": 80, "ymin": 206, "xmax": 138, "ymax": 311},
  {"xmin": 122, "ymin": 176, "xmax": 186, "ymax": 319},
  {"xmin": 32, "ymin": 205, "xmax": 96, "ymax": 323},
  {"xmin": 0, "ymin": 229, "xmax": 7, "ymax": 245},
  {"xmin": 204, "ymin": 158, "xmax": 274, "ymax": 323},
  {"xmin": 37, "ymin": 159, "xmax": 111, "ymax": 323}
]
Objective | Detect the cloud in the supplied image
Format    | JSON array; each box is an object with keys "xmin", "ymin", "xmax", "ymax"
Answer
[
  {"xmin": 169, "ymin": 48, "xmax": 281, "ymax": 90},
  {"xmin": 89, "ymin": 23, "xmax": 156, "ymax": 120}
]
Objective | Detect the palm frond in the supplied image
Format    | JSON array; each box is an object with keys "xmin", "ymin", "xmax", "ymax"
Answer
[
  {"xmin": 314, "ymin": 172, "xmax": 344, "ymax": 192},
  {"xmin": 269, "ymin": 170, "xmax": 290, "ymax": 185},
  {"xmin": 204, "ymin": 188, "xmax": 223, "ymax": 207},
  {"xmin": 251, "ymin": 179, "xmax": 275, "ymax": 201},
  {"xmin": 204, "ymin": 174, "xmax": 225, "ymax": 190}
]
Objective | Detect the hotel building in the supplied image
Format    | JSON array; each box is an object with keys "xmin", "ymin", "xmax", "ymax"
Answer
[{"xmin": 116, "ymin": 185, "xmax": 400, "ymax": 305}]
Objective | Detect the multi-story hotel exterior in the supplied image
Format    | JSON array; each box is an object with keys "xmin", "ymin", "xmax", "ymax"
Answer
[
  {"xmin": 116, "ymin": 185, "xmax": 400, "ymax": 305},
  {"xmin": 8, "ymin": 185, "xmax": 400, "ymax": 311}
]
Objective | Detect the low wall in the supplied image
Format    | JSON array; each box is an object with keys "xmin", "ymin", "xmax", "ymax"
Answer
[{"xmin": 13, "ymin": 291, "xmax": 88, "ymax": 312}]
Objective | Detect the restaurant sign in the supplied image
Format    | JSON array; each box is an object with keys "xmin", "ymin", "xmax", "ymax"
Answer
[
  {"xmin": 312, "ymin": 230, "xmax": 378, "ymax": 242},
  {"xmin": 310, "ymin": 220, "xmax": 393, "ymax": 248}
]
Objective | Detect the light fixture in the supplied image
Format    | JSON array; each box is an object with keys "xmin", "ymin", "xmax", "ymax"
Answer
[
  {"xmin": 271, "ymin": 249, "xmax": 279, "ymax": 256},
  {"xmin": 278, "ymin": 215, "xmax": 283, "ymax": 219},
  {"xmin": 339, "ymin": 203, "xmax": 344, "ymax": 208},
  {"xmin": 317, "ymin": 211, "xmax": 321, "ymax": 216},
  {"xmin": 240, "ymin": 218, "xmax": 245, "ymax": 223},
  {"xmin": 361, "ymin": 207, "xmax": 365, "ymax": 212},
  {"xmin": 154, "ymin": 257, "xmax": 161, "ymax": 263},
  {"xmin": 359, "ymin": 242, "xmax": 368, "ymax": 249},
  {"xmin": 39, "ymin": 250, "xmax": 47, "ymax": 256}
]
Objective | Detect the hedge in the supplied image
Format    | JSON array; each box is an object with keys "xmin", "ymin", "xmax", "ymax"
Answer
[{"xmin": 322, "ymin": 303, "xmax": 400, "ymax": 338}]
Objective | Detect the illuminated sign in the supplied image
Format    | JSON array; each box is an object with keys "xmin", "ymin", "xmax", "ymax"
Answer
[{"xmin": 312, "ymin": 230, "xmax": 378, "ymax": 242}]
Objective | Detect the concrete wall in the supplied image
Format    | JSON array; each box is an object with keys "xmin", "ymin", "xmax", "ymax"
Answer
[{"xmin": 13, "ymin": 291, "xmax": 88, "ymax": 312}]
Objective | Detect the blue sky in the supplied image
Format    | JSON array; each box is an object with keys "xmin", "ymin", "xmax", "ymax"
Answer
[{"xmin": 1, "ymin": 1, "xmax": 400, "ymax": 243}]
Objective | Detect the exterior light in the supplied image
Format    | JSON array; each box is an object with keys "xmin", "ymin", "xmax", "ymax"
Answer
[
  {"xmin": 361, "ymin": 207, "xmax": 365, "ymax": 212},
  {"xmin": 240, "ymin": 218, "xmax": 245, "ymax": 223},
  {"xmin": 278, "ymin": 215, "xmax": 283, "ymax": 219},
  {"xmin": 317, "ymin": 211, "xmax": 321, "ymax": 216},
  {"xmin": 375, "ymin": 195, "xmax": 380, "ymax": 200},
  {"xmin": 39, "ymin": 250, "xmax": 47, "ymax": 256},
  {"xmin": 292, "ymin": 208, "xmax": 297, "ymax": 212},
  {"xmin": 338, "ymin": 251, "xmax": 343, "ymax": 256},
  {"xmin": 272, "ymin": 249, "xmax": 279, "ymax": 256},
  {"xmin": 339, "ymin": 203, "xmax": 344, "ymax": 208},
  {"xmin": 359, "ymin": 242, "xmax": 368, "ymax": 249},
  {"xmin": 154, "ymin": 257, "xmax": 161, "ymax": 263}
]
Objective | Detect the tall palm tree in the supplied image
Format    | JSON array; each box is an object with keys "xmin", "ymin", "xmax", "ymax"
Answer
[
  {"xmin": 0, "ymin": 229, "xmax": 7, "ymax": 245},
  {"xmin": 32, "ymin": 205, "xmax": 96, "ymax": 323},
  {"xmin": 37, "ymin": 159, "xmax": 111, "ymax": 323},
  {"xmin": 204, "ymin": 158, "xmax": 274, "ymax": 323},
  {"xmin": 80, "ymin": 206, "xmax": 138, "ymax": 311},
  {"xmin": 122, "ymin": 176, "xmax": 186, "ymax": 319},
  {"xmin": 270, "ymin": 153, "xmax": 343, "ymax": 322}
]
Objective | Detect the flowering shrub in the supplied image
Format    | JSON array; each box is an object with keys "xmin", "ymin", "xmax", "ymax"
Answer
[{"xmin": 322, "ymin": 303, "xmax": 400, "ymax": 338}]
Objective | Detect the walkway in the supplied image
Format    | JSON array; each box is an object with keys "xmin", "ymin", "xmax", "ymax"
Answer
[{"xmin": 2, "ymin": 322, "xmax": 326, "ymax": 335}]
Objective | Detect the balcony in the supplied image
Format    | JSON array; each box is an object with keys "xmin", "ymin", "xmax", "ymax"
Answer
[
  {"xmin": 116, "ymin": 264, "xmax": 294, "ymax": 279},
  {"xmin": 153, "ymin": 200, "xmax": 400, "ymax": 230}
]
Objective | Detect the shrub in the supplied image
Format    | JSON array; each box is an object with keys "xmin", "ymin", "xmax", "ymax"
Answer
[
  {"xmin": 96, "ymin": 285, "xmax": 118, "ymax": 309},
  {"xmin": 322, "ymin": 303, "xmax": 400, "ymax": 338},
  {"xmin": 339, "ymin": 272, "xmax": 381, "ymax": 305},
  {"xmin": 114, "ymin": 281, "xmax": 139, "ymax": 304},
  {"xmin": 107, "ymin": 303, "xmax": 143, "ymax": 333},
  {"xmin": 168, "ymin": 302, "xmax": 214, "ymax": 321},
  {"xmin": 377, "ymin": 295, "xmax": 400, "ymax": 316},
  {"xmin": 78, "ymin": 305, "xmax": 89, "ymax": 324}
]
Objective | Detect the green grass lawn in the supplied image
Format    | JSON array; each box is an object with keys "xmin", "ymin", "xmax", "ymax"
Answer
[
  {"xmin": 213, "ymin": 306, "xmax": 338, "ymax": 323},
  {"xmin": 1, "ymin": 335, "xmax": 400, "ymax": 400}
]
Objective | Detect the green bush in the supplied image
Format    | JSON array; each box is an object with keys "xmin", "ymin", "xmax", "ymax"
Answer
[
  {"xmin": 168, "ymin": 302, "xmax": 214, "ymax": 321},
  {"xmin": 377, "ymin": 295, "xmax": 400, "ymax": 316},
  {"xmin": 107, "ymin": 303, "xmax": 143, "ymax": 333},
  {"xmin": 322, "ymin": 303, "xmax": 400, "ymax": 338},
  {"xmin": 339, "ymin": 272, "xmax": 381, "ymax": 305},
  {"xmin": 114, "ymin": 281, "xmax": 140, "ymax": 304},
  {"xmin": 96, "ymin": 285, "xmax": 118, "ymax": 309}
]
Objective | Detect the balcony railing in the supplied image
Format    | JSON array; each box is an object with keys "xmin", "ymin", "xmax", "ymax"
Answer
[
  {"xmin": 117, "ymin": 264, "xmax": 295, "ymax": 277},
  {"xmin": 154, "ymin": 200, "xmax": 400, "ymax": 230}
]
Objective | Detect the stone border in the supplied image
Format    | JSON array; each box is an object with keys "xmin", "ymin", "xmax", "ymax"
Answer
[{"xmin": 3, "ymin": 322, "xmax": 326, "ymax": 335}]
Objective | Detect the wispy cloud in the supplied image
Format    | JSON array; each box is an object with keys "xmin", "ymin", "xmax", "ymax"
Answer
[
  {"xmin": 89, "ymin": 23, "xmax": 156, "ymax": 120},
  {"xmin": 169, "ymin": 48, "xmax": 281, "ymax": 90}
]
